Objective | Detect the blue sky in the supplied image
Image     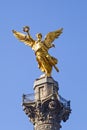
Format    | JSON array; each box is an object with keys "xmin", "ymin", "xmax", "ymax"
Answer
[{"xmin": 0, "ymin": 0, "xmax": 87, "ymax": 130}]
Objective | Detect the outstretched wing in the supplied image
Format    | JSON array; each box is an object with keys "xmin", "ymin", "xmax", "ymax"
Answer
[
  {"xmin": 44, "ymin": 28, "xmax": 63, "ymax": 47},
  {"xmin": 12, "ymin": 30, "xmax": 35, "ymax": 47}
]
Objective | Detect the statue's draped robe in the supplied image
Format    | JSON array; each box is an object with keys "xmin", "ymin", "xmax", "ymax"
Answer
[{"xmin": 32, "ymin": 41, "xmax": 57, "ymax": 76}]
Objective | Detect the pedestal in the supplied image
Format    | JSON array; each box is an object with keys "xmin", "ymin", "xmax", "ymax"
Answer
[{"xmin": 22, "ymin": 76, "xmax": 71, "ymax": 130}]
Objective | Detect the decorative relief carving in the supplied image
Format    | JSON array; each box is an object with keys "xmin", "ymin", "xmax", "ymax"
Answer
[{"xmin": 23, "ymin": 95, "xmax": 71, "ymax": 127}]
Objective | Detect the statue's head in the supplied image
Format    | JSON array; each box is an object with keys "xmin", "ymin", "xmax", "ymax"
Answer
[{"xmin": 36, "ymin": 33, "xmax": 42, "ymax": 41}]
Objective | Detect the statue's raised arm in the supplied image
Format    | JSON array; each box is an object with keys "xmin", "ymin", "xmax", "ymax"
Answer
[{"xmin": 12, "ymin": 26, "xmax": 35, "ymax": 48}]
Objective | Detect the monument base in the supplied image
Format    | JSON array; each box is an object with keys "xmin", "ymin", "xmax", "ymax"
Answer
[{"xmin": 22, "ymin": 76, "xmax": 71, "ymax": 130}]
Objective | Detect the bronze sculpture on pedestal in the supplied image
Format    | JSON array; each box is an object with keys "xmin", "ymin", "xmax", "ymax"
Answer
[{"xmin": 12, "ymin": 26, "xmax": 71, "ymax": 130}]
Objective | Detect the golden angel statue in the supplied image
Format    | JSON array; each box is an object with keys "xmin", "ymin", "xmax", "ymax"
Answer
[{"xmin": 12, "ymin": 26, "xmax": 63, "ymax": 77}]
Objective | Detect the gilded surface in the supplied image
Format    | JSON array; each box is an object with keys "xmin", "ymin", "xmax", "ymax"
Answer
[{"xmin": 12, "ymin": 26, "xmax": 63, "ymax": 76}]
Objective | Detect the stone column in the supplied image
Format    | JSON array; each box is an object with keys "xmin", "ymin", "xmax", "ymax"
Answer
[{"xmin": 22, "ymin": 76, "xmax": 71, "ymax": 130}]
